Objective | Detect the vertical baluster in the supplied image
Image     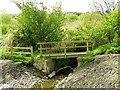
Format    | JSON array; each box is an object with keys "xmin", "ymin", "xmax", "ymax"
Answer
[
  {"xmin": 31, "ymin": 46, "xmax": 33, "ymax": 58},
  {"xmin": 86, "ymin": 42, "xmax": 89, "ymax": 53},
  {"xmin": 64, "ymin": 42, "xmax": 66, "ymax": 58},
  {"xmin": 10, "ymin": 44, "xmax": 13, "ymax": 55},
  {"xmin": 40, "ymin": 44, "xmax": 42, "ymax": 57}
]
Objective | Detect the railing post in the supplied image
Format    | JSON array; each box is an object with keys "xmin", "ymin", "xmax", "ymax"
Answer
[
  {"xmin": 64, "ymin": 42, "xmax": 66, "ymax": 58},
  {"xmin": 92, "ymin": 41, "xmax": 95, "ymax": 50},
  {"xmin": 40, "ymin": 44, "xmax": 42, "ymax": 57},
  {"xmin": 86, "ymin": 42, "xmax": 89, "ymax": 53},
  {"xmin": 31, "ymin": 46, "xmax": 33, "ymax": 58},
  {"xmin": 10, "ymin": 44, "xmax": 13, "ymax": 55}
]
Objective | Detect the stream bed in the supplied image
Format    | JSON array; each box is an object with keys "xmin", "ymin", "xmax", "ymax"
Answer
[
  {"xmin": 0, "ymin": 59, "xmax": 74, "ymax": 89},
  {"xmin": 31, "ymin": 72, "xmax": 69, "ymax": 88}
]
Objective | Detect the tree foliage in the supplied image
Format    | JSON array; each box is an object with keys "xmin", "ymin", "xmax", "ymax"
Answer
[
  {"xmin": 13, "ymin": 1, "xmax": 64, "ymax": 49},
  {"xmin": 0, "ymin": 13, "xmax": 18, "ymax": 46},
  {"xmin": 64, "ymin": 10, "xmax": 118, "ymax": 48}
]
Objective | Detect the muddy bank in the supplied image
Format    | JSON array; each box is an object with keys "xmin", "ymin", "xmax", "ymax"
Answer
[{"xmin": 55, "ymin": 54, "xmax": 119, "ymax": 88}]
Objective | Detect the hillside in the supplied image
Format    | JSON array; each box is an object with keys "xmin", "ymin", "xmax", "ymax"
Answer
[{"xmin": 55, "ymin": 54, "xmax": 119, "ymax": 88}]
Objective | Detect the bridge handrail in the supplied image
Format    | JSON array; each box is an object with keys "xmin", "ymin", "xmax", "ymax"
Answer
[
  {"xmin": 1, "ymin": 46, "xmax": 33, "ymax": 58},
  {"xmin": 37, "ymin": 41, "xmax": 94, "ymax": 58},
  {"xmin": 37, "ymin": 40, "xmax": 92, "ymax": 44}
]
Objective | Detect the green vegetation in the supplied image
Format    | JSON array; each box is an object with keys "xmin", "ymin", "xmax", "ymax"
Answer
[
  {"xmin": 0, "ymin": 1, "xmax": 119, "ymax": 66},
  {"xmin": 65, "ymin": 13, "xmax": 78, "ymax": 22},
  {"xmin": 13, "ymin": 2, "xmax": 64, "ymax": 49},
  {"xmin": 83, "ymin": 43, "xmax": 120, "ymax": 64},
  {"xmin": 0, "ymin": 54, "xmax": 33, "ymax": 64}
]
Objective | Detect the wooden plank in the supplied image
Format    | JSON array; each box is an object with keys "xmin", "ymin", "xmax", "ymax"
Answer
[
  {"xmin": 13, "ymin": 47, "xmax": 31, "ymax": 49},
  {"xmin": 38, "ymin": 47, "xmax": 61, "ymax": 50},
  {"xmin": 13, "ymin": 52, "xmax": 31, "ymax": 54},
  {"xmin": 31, "ymin": 46, "xmax": 33, "ymax": 58},
  {"xmin": 0, "ymin": 47, "xmax": 31, "ymax": 49},
  {"xmin": 43, "ymin": 52, "xmax": 87, "ymax": 57},
  {"xmin": 0, "ymin": 47, "xmax": 11, "ymax": 49},
  {"xmin": 37, "ymin": 42, "xmax": 58, "ymax": 44},
  {"xmin": 37, "ymin": 40, "xmax": 92, "ymax": 45},
  {"xmin": 38, "ymin": 45, "xmax": 92, "ymax": 50}
]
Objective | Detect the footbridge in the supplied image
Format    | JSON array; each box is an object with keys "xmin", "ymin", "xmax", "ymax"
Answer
[{"xmin": 37, "ymin": 41, "xmax": 94, "ymax": 59}]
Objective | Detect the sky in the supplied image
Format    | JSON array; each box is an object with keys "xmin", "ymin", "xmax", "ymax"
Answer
[{"xmin": 0, "ymin": 0, "xmax": 94, "ymax": 14}]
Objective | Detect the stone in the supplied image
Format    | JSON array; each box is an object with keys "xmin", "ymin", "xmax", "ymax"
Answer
[
  {"xmin": 0, "ymin": 59, "xmax": 41, "ymax": 88},
  {"xmin": 77, "ymin": 57, "xmax": 83, "ymax": 67},
  {"xmin": 48, "ymin": 71, "xmax": 56, "ymax": 78},
  {"xmin": 33, "ymin": 59, "xmax": 55, "ymax": 75},
  {"xmin": 54, "ymin": 54, "xmax": 119, "ymax": 88}
]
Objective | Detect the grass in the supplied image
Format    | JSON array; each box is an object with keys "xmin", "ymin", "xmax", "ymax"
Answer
[
  {"xmin": 0, "ymin": 54, "xmax": 33, "ymax": 64},
  {"xmin": 83, "ymin": 42, "xmax": 120, "ymax": 63}
]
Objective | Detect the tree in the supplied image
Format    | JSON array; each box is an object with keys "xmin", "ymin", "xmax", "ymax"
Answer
[
  {"xmin": 74, "ymin": 10, "xmax": 118, "ymax": 47},
  {"xmin": 13, "ymin": 1, "xmax": 64, "ymax": 49},
  {"xmin": 0, "ymin": 13, "xmax": 12, "ymax": 35},
  {"xmin": 0, "ymin": 13, "xmax": 18, "ymax": 47},
  {"xmin": 76, "ymin": 12, "xmax": 103, "ymax": 41},
  {"xmin": 91, "ymin": 0, "xmax": 118, "ymax": 16},
  {"xmin": 102, "ymin": 10, "xmax": 118, "ymax": 43}
]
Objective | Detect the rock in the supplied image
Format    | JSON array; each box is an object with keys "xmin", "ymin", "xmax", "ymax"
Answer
[
  {"xmin": 54, "ymin": 54, "xmax": 119, "ymax": 88},
  {"xmin": 77, "ymin": 57, "xmax": 83, "ymax": 67},
  {"xmin": 0, "ymin": 59, "xmax": 41, "ymax": 88},
  {"xmin": 48, "ymin": 71, "xmax": 56, "ymax": 78},
  {"xmin": 33, "ymin": 59, "xmax": 55, "ymax": 75}
]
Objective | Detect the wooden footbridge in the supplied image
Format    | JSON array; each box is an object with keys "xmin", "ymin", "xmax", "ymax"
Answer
[{"xmin": 37, "ymin": 41, "xmax": 94, "ymax": 59}]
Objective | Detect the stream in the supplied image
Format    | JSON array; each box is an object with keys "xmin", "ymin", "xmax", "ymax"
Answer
[
  {"xmin": 31, "ymin": 67, "xmax": 73, "ymax": 89},
  {"xmin": 31, "ymin": 74, "xmax": 67, "ymax": 89}
]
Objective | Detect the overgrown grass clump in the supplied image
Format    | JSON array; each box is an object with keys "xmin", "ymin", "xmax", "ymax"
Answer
[
  {"xmin": 0, "ymin": 54, "xmax": 33, "ymax": 64},
  {"xmin": 83, "ymin": 43, "xmax": 120, "ymax": 63}
]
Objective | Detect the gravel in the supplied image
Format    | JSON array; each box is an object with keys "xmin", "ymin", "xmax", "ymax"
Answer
[
  {"xmin": 55, "ymin": 54, "xmax": 120, "ymax": 88},
  {"xmin": 0, "ymin": 60, "xmax": 42, "ymax": 89}
]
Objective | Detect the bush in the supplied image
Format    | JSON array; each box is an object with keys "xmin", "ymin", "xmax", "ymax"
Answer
[
  {"xmin": 83, "ymin": 43, "xmax": 120, "ymax": 63},
  {"xmin": 65, "ymin": 13, "xmax": 78, "ymax": 22},
  {"xmin": 0, "ymin": 54, "xmax": 33, "ymax": 64},
  {"xmin": 14, "ymin": 2, "xmax": 64, "ymax": 49}
]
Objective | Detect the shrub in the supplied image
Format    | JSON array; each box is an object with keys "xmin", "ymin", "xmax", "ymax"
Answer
[
  {"xmin": 0, "ymin": 54, "xmax": 33, "ymax": 64},
  {"xmin": 83, "ymin": 43, "xmax": 119, "ymax": 63}
]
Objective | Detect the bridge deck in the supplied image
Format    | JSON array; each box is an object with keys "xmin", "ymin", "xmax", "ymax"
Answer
[{"xmin": 42, "ymin": 52, "xmax": 87, "ymax": 58}]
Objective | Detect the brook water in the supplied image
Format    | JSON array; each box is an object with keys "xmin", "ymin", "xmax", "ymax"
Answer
[{"xmin": 32, "ymin": 58, "xmax": 78, "ymax": 88}]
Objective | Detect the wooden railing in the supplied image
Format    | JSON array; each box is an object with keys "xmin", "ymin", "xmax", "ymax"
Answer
[
  {"xmin": 37, "ymin": 41, "xmax": 93, "ymax": 58},
  {"xmin": 1, "ymin": 46, "xmax": 33, "ymax": 58}
]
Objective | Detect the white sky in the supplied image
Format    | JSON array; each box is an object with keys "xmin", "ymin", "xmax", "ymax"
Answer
[{"xmin": 0, "ymin": 0, "xmax": 94, "ymax": 14}]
